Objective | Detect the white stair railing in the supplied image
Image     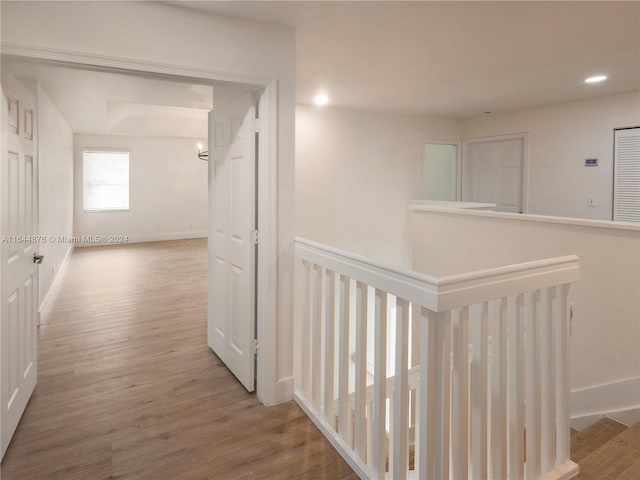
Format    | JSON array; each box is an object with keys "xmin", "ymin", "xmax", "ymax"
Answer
[{"xmin": 294, "ymin": 238, "xmax": 581, "ymax": 480}]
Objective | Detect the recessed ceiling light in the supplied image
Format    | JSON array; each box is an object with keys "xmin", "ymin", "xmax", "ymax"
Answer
[
  {"xmin": 584, "ymin": 75, "xmax": 607, "ymax": 84},
  {"xmin": 313, "ymin": 91, "xmax": 329, "ymax": 107}
]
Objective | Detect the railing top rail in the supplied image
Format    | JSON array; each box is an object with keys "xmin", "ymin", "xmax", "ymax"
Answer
[
  {"xmin": 295, "ymin": 237, "xmax": 440, "ymax": 310},
  {"xmin": 295, "ymin": 238, "xmax": 581, "ymax": 312}
]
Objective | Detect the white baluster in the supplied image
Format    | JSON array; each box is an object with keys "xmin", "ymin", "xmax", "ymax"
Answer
[
  {"xmin": 507, "ymin": 294, "xmax": 524, "ymax": 480},
  {"xmin": 301, "ymin": 260, "xmax": 312, "ymax": 398},
  {"xmin": 433, "ymin": 310, "xmax": 451, "ymax": 479},
  {"xmin": 367, "ymin": 398, "xmax": 374, "ymax": 468},
  {"xmin": 540, "ymin": 287, "xmax": 556, "ymax": 473},
  {"xmin": 324, "ymin": 270, "xmax": 337, "ymax": 427},
  {"xmin": 451, "ymin": 307, "xmax": 469, "ymax": 480},
  {"xmin": 417, "ymin": 308, "xmax": 439, "ymax": 480},
  {"xmin": 490, "ymin": 298, "xmax": 507, "ymax": 479},
  {"xmin": 354, "ymin": 282, "xmax": 369, "ymax": 461},
  {"xmin": 470, "ymin": 303, "xmax": 488, "ymax": 480},
  {"xmin": 524, "ymin": 291, "xmax": 541, "ymax": 480},
  {"xmin": 391, "ymin": 298, "xmax": 410, "ymax": 480},
  {"xmin": 410, "ymin": 303, "xmax": 420, "ymax": 463},
  {"xmin": 373, "ymin": 290, "xmax": 388, "ymax": 478},
  {"xmin": 555, "ymin": 284, "xmax": 570, "ymax": 466},
  {"xmin": 311, "ymin": 266, "xmax": 324, "ymax": 408},
  {"xmin": 338, "ymin": 275, "xmax": 351, "ymax": 444}
]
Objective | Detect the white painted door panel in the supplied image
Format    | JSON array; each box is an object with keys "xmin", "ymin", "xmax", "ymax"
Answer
[
  {"xmin": 1, "ymin": 75, "xmax": 39, "ymax": 460},
  {"xmin": 464, "ymin": 138, "xmax": 524, "ymax": 213},
  {"xmin": 613, "ymin": 127, "xmax": 640, "ymax": 222},
  {"xmin": 208, "ymin": 94, "xmax": 256, "ymax": 392}
]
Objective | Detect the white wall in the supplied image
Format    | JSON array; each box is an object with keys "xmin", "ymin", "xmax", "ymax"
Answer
[
  {"xmin": 36, "ymin": 83, "xmax": 74, "ymax": 308},
  {"xmin": 408, "ymin": 207, "xmax": 640, "ymax": 394},
  {"xmin": 2, "ymin": 0, "xmax": 295, "ymax": 404},
  {"xmin": 74, "ymin": 135, "xmax": 207, "ymax": 243},
  {"xmin": 462, "ymin": 91, "xmax": 640, "ymax": 220},
  {"xmin": 296, "ymin": 105, "xmax": 461, "ymax": 266}
]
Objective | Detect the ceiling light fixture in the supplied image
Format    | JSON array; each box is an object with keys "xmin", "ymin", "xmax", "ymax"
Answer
[
  {"xmin": 313, "ymin": 91, "xmax": 330, "ymax": 107},
  {"xmin": 584, "ymin": 75, "xmax": 607, "ymax": 84}
]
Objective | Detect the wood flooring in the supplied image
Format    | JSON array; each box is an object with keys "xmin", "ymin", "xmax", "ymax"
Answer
[
  {"xmin": 0, "ymin": 239, "xmax": 358, "ymax": 480},
  {"xmin": 572, "ymin": 418, "xmax": 640, "ymax": 480}
]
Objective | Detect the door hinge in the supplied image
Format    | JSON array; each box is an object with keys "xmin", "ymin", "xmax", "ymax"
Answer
[
  {"xmin": 254, "ymin": 118, "xmax": 261, "ymax": 133},
  {"xmin": 250, "ymin": 339, "xmax": 260, "ymax": 355},
  {"xmin": 250, "ymin": 229, "xmax": 260, "ymax": 245}
]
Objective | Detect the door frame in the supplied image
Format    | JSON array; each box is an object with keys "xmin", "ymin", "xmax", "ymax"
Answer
[
  {"xmin": 422, "ymin": 139, "xmax": 463, "ymax": 201},
  {"xmin": 0, "ymin": 45, "xmax": 280, "ymax": 405},
  {"xmin": 462, "ymin": 132, "xmax": 530, "ymax": 213}
]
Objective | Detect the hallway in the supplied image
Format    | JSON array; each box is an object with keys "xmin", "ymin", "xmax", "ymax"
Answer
[{"xmin": 0, "ymin": 239, "xmax": 357, "ymax": 480}]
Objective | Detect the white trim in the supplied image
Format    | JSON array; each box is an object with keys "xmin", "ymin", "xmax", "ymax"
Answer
[
  {"xmin": 3, "ymin": 45, "xmax": 281, "ymax": 406},
  {"xmin": 571, "ymin": 407, "xmax": 640, "ymax": 431},
  {"xmin": 408, "ymin": 203, "xmax": 640, "ymax": 232},
  {"xmin": 570, "ymin": 414, "xmax": 605, "ymax": 432},
  {"xmin": 294, "ymin": 391, "xmax": 370, "ymax": 480},
  {"xmin": 408, "ymin": 200, "xmax": 496, "ymax": 210},
  {"xmin": 1, "ymin": 43, "xmax": 271, "ymax": 87},
  {"xmin": 74, "ymin": 231, "xmax": 207, "ymax": 247},
  {"xmin": 571, "ymin": 376, "xmax": 640, "ymax": 420},
  {"xmin": 608, "ymin": 408, "xmax": 640, "ymax": 427},
  {"xmin": 537, "ymin": 461, "xmax": 580, "ymax": 480},
  {"xmin": 295, "ymin": 237, "xmax": 580, "ymax": 312},
  {"xmin": 38, "ymin": 245, "xmax": 74, "ymax": 325},
  {"xmin": 255, "ymin": 81, "xmax": 283, "ymax": 405},
  {"xmin": 462, "ymin": 132, "xmax": 530, "ymax": 213}
]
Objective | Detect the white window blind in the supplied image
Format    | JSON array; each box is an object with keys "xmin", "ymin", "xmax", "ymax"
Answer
[
  {"xmin": 613, "ymin": 128, "xmax": 640, "ymax": 222},
  {"xmin": 83, "ymin": 150, "xmax": 130, "ymax": 211}
]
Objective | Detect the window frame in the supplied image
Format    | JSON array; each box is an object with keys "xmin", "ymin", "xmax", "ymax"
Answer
[{"xmin": 82, "ymin": 148, "xmax": 131, "ymax": 213}]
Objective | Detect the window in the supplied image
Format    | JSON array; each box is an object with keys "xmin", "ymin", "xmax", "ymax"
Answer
[{"xmin": 83, "ymin": 150, "xmax": 130, "ymax": 211}]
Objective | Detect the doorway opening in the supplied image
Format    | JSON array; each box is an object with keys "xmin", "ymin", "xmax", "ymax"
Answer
[
  {"xmin": 422, "ymin": 142, "xmax": 461, "ymax": 201},
  {"xmin": 0, "ymin": 54, "xmax": 278, "ymax": 460}
]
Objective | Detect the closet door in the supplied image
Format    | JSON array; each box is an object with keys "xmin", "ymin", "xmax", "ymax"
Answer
[{"xmin": 613, "ymin": 127, "xmax": 640, "ymax": 222}]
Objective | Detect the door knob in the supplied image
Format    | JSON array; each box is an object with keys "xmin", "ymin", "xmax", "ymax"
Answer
[{"xmin": 33, "ymin": 253, "xmax": 44, "ymax": 264}]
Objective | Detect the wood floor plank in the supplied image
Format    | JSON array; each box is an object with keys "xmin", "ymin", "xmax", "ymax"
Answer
[
  {"xmin": 0, "ymin": 239, "xmax": 358, "ymax": 480},
  {"xmin": 575, "ymin": 421, "xmax": 640, "ymax": 480},
  {"xmin": 572, "ymin": 418, "xmax": 629, "ymax": 463}
]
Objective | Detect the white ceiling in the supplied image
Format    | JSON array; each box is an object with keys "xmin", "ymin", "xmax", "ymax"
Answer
[
  {"xmin": 4, "ymin": 1, "xmax": 638, "ymax": 129},
  {"xmin": 172, "ymin": 1, "xmax": 639, "ymax": 118},
  {"xmin": 4, "ymin": 62, "xmax": 213, "ymax": 138}
]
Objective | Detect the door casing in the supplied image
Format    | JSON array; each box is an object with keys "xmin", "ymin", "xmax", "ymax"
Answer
[{"xmin": 0, "ymin": 47, "xmax": 280, "ymax": 406}]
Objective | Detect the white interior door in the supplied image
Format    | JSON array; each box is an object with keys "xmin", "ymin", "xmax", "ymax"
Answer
[
  {"xmin": 1, "ymin": 74, "xmax": 39, "ymax": 460},
  {"xmin": 463, "ymin": 137, "xmax": 525, "ymax": 213},
  {"xmin": 207, "ymin": 93, "xmax": 257, "ymax": 392}
]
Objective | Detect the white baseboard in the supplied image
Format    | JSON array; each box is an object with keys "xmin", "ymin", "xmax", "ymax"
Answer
[
  {"xmin": 274, "ymin": 376, "xmax": 294, "ymax": 404},
  {"xmin": 571, "ymin": 414, "xmax": 605, "ymax": 432},
  {"xmin": 571, "ymin": 376, "xmax": 640, "ymax": 430},
  {"xmin": 38, "ymin": 245, "xmax": 74, "ymax": 325},
  {"xmin": 75, "ymin": 231, "xmax": 207, "ymax": 247}
]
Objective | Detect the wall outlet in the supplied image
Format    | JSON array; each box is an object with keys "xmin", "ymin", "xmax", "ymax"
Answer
[{"xmin": 587, "ymin": 196, "xmax": 596, "ymax": 207}]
